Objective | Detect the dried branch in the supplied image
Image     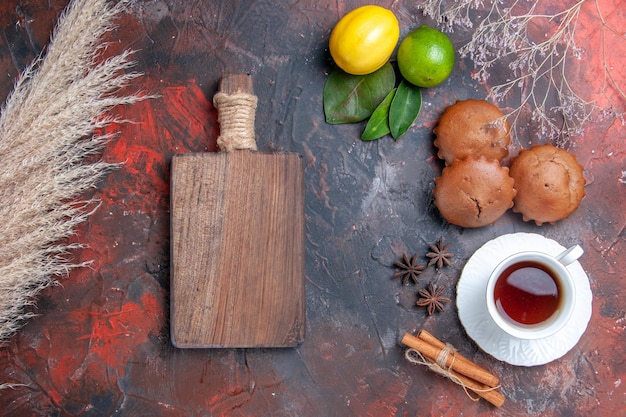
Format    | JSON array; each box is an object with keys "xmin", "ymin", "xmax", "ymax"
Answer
[{"xmin": 419, "ymin": 0, "xmax": 624, "ymax": 144}]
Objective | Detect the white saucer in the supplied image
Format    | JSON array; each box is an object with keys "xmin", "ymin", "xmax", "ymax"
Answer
[{"xmin": 456, "ymin": 233, "xmax": 592, "ymax": 366}]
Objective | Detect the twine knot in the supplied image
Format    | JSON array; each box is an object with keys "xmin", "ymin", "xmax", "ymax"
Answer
[
  {"xmin": 405, "ymin": 344, "xmax": 498, "ymax": 402},
  {"xmin": 213, "ymin": 91, "xmax": 258, "ymax": 152}
]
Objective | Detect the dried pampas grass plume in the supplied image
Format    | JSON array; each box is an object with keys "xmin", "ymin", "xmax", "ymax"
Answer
[{"xmin": 0, "ymin": 0, "xmax": 146, "ymax": 345}]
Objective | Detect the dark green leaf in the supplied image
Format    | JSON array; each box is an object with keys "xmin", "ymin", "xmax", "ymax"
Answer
[
  {"xmin": 361, "ymin": 88, "xmax": 396, "ymax": 141},
  {"xmin": 323, "ymin": 63, "xmax": 395, "ymax": 124},
  {"xmin": 389, "ymin": 80, "xmax": 422, "ymax": 139}
]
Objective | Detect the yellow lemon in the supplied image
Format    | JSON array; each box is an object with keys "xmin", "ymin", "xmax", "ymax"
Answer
[
  {"xmin": 397, "ymin": 25, "xmax": 455, "ymax": 88},
  {"xmin": 329, "ymin": 5, "xmax": 399, "ymax": 75}
]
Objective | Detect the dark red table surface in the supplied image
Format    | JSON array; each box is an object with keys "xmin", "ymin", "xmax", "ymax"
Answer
[{"xmin": 0, "ymin": 1, "xmax": 624, "ymax": 416}]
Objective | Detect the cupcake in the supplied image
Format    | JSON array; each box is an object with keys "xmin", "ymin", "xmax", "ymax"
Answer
[
  {"xmin": 433, "ymin": 157, "xmax": 516, "ymax": 228},
  {"xmin": 509, "ymin": 144, "xmax": 585, "ymax": 225},
  {"xmin": 434, "ymin": 99, "xmax": 511, "ymax": 165}
]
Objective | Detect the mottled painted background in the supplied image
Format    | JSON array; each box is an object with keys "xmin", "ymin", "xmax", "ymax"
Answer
[{"xmin": 0, "ymin": 0, "xmax": 624, "ymax": 416}]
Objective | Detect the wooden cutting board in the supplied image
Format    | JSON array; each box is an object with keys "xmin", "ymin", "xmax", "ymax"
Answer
[{"xmin": 170, "ymin": 74, "xmax": 305, "ymax": 348}]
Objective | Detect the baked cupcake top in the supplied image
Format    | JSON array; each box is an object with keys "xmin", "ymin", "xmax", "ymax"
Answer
[
  {"xmin": 433, "ymin": 157, "xmax": 516, "ymax": 228},
  {"xmin": 434, "ymin": 99, "xmax": 511, "ymax": 165},
  {"xmin": 509, "ymin": 144, "xmax": 585, "ymax": 225}
]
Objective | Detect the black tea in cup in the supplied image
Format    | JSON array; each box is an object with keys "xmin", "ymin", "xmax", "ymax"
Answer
[{"xmin": 493, "ymin": 261, "xmax": 561, "ymax": 325}]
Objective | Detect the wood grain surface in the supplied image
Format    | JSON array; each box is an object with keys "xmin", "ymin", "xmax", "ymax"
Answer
[{"xmin": 171, "ymin": 151, "xmax": 305, "ymax": 347}]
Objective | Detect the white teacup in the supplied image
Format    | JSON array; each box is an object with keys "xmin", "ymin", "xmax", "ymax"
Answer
[{"xmin": 486, "ymin": 245, "xmax": 583, "ymax": 340}]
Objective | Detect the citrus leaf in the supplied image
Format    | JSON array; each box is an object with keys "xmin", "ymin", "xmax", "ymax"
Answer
[
  {"xmin": 389, "ymin": 80, "xmax": 422, "ymax": 139},
  {"xmin": 361, "ymin": 88, "xmax": 396, "ymax": 141},
  {"xmin": 323, "ymin": 63, "xmax": 395, "ymax": 124}
]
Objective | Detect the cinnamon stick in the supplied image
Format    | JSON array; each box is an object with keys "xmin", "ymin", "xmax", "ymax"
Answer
[
  {"xmin": 402, "ymin": 333, "xmax": 505, "ymax": 407},
  {"xmin": 402, "ymin": 333, "xmax": 498, "ymax": 387},
  {"xmin": 417, "ymin": 330, "xmax": 500, "ymax": 387},
  {"xmin": 442, "ymin": 366, "xmax": 505, "ymax": 407}
]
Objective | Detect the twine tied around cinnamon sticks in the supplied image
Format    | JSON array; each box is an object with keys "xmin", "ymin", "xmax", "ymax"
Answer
[
  {"xmin": 402, "ymin": 331, "xmax": 505, "ymax": 408},
  {"xmin": 213, "ymin": 89, "xmax": 258, "ymax": 152}
]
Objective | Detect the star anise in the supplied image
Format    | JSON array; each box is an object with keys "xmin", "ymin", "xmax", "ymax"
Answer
[
  {"xmin": 416, "ymin": 282, "xmax": 451, "ymax": 315},
  {"xmin": 426, "ymin": 237, "xmax": 454, "ymax": 269},
  {"xmin": 393, "ymin": 253, "xmax": 426, "ymax": 285}
]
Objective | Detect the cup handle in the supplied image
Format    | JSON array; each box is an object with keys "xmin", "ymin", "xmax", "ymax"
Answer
[{"xmin": 556, "ymin": 244, "xmax": 584, "ymax": 267}]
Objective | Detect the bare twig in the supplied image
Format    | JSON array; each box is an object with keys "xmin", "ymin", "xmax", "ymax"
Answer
[{"xmin": 419, "ymin": 0, "xmax": 624, "ymax": 144}]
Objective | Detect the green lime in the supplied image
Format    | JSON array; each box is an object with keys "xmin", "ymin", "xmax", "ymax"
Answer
[{"xmin": 397, "ymin": 25, "xmax": 455, "ymax": 88}]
